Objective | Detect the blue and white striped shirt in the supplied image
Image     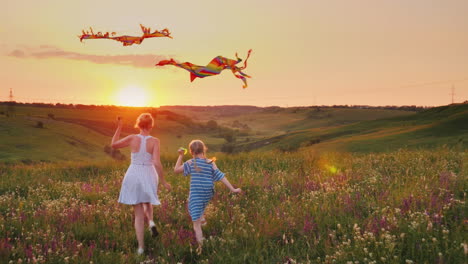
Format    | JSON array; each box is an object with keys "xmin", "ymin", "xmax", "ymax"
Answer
[{"xmin": 183, "ymin": 158, "xmax": 225, "ymax": 221}]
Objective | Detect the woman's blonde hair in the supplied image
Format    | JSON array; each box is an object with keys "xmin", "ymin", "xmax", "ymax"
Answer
[{"xmin": 134, "ymin": 113, "xmax": 154, "ymax": 130}]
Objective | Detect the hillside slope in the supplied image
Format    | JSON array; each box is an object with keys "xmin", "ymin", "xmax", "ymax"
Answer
[
  {"xmin": 236, "ymin": 104, "xmax": 468, "ymax": 153},
  {"xmin": 0, "ymin": 115, "xmax": 113, "ymax": 163},
  {"xmin": 1, "ymin": 103, "xmax": 450, "ymax": 163}
]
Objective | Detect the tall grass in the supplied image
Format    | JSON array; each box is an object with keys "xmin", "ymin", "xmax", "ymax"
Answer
[{"xmin": 0, "ymin": 148, "xmax": 466, "ymax": 263}]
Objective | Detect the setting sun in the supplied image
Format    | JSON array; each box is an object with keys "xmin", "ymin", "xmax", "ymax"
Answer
[{"xmin": 115, "ymin": 85, "xmax": 149, "ymax": 107}]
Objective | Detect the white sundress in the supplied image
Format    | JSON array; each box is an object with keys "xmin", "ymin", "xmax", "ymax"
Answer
[{"xmin": 118, "ymin": 134, "xmax": 160, "ymax": 205}]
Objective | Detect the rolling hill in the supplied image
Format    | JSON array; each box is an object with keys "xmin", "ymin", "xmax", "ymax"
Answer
[
  {"xmin": 233, "ymin": 103, "xmax": 468, "ymax": 153},
  {"xmin": 1, "ymin": 102, "xmax": 464, "ymax": 163}
]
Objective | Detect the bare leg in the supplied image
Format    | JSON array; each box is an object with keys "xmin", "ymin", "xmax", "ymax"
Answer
[
  {"xmin": 143, "ymin": 203, "xmax": 153, "ymax": 225},
  {"xmin": 200, "ymin": 214, "xmax": 207, "ymax": 226},
  {"xmin": 144, "ymin": 203, "xmax": 158, "ymax": 237},
  {"xmin": 193, "ymin": 219, "xmax": 204, "ymax": 245},
  {"xmin": 133, "ymin": 204, "xmax": 145, "ymax": 251}
]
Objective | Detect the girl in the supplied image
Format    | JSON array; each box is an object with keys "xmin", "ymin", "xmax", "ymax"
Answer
[
  {"xmin": 174, "ymin": 140, "xmax": 241, "ymax": 245},
  {"xmin": 111, "ymin": 113, "xmax": 171, "ymax": 255}
]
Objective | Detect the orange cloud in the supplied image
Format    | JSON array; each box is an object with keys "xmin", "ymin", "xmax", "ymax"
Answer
[{"xmin": 8, "ymin": 45, "xmax": 167, "ymax": 68}]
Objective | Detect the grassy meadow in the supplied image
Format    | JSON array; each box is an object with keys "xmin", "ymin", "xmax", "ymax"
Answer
[
  {"xmin": 0, "ymin": 103, "xmax": 467, "ymax": 263},
  {"xmin": 0, "ymin": 148, "xmax": 466, "ymax": 263}
]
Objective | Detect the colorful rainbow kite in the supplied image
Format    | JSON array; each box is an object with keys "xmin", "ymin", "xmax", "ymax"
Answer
[
  {"xmin": 156, "ymin": 50, "xmax": 252, "ymax": 88},
  {"xmin": 79, "ymin": 24, "xmax": 172, "ymax": 46}
]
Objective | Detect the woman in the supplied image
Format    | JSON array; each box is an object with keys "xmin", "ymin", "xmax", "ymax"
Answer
[{"xmin": 111, "ymin": 113, "xmax": 171, "ymax": 255}]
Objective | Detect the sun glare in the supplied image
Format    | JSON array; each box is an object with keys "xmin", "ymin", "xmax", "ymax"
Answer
[{"xmin": 115, "ymin": 85, "xmax": 148, "ymax": 107}]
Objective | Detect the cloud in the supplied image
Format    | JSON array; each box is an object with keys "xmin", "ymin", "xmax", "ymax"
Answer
[
  {"xmin": 7, "ymin": 45, "xmax": 168, "ymax": 68},
  {"xmin": 9, "ymin": 49, "xmax": 25, "ymax": 57}
]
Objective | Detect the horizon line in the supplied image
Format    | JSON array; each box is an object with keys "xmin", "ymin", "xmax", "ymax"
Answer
[{"xmin": 1, "ymin": 100, "xmax": 460, "ymax": 109}]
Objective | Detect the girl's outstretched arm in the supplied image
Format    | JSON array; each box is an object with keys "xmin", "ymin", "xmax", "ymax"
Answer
[
  {"xmin": 111, "ymin": 118, "xmax": 132, "ymax": 149},
  {"xmin": 153, "ymin": 138, "xmax": 171, "ymax": 191},
  {"xmin": 174, "ymin": 149, "xmax": 185, "ymax": 174},
  {"xmin": 220, "ymin": 177, "xmax": 242, "ymax": 193}
]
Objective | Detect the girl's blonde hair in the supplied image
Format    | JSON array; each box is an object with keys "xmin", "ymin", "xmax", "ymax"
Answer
[
  {"xmin": 189, "ymin": 140, "xmax": 207, "ymax": 155},
  {"xmin": 135, "ymin": 113, "xmax": 154, "ymax": 130},
  {"xmin": 189, "ymin": 140, "xmax": 208, "ymax": 172}
]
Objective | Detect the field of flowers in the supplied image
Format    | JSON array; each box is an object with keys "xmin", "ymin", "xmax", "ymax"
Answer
[{"xmin": 0, "ymin": 148, "xmax": 466, "ymax": 263}]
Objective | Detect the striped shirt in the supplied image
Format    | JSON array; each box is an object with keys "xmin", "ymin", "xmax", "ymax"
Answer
[{"xmin": 183, "ymin": 158, "xmax": 225, "ymax": 221}]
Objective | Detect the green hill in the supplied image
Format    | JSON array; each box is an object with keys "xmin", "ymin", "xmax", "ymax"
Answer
[
  {"xmin": 235, "ymin": 104, "xmax": 468, "ymax": 153},
  {"xmin": 2, "ymin": 102, "xmax": 457, "ymax": 163},
  {"xmin": 0, "ymin": 115, "xmax": 112, "ymax": 163},
  {"xmin": 0, "ymin": 104, "xmax": 227, "ymax": 163},
  {"xmin": 162, "ymin": 105, "xmax": 415, "ymax": 136}
]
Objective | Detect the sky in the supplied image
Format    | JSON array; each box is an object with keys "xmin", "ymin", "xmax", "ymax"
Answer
[{"xmin": 1, "ymin": 0, "xmax": 468, "ymax": 107}]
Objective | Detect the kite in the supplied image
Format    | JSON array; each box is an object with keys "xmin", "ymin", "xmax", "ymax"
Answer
[
  {"xmin": 78, "ymin": 24, "xmax": 172, "ymax": 46},
  {"xmin": 155, "ymin": 49, "xmax": 252, "ymax": 88}
]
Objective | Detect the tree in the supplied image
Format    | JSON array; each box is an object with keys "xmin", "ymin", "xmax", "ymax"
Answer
[
  {"xmin": 206, "ymin": 120, "xmax": 218, "ymax": 130},
  {"xmin": 223, "ymin": 132, "xmax": 236, "ymax": 143}
]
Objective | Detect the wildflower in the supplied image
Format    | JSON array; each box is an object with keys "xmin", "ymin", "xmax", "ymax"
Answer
[{"xmin": 427, "ymin": 221, "xmax": 433, "ymax": 231}]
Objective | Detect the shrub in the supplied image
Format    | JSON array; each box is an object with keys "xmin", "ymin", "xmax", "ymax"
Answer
[
  {"xmin": 206, "ymin": 120, "xmax": 218, "ymax": 130},
  {"xmin": 35, "ymin": 121, "xmax": 44, "ymax": 128}
]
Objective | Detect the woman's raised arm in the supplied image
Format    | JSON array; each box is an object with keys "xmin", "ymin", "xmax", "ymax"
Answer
[{"xmin": 111, "ymin": 118, "xmax": 133, "ymax": 149}]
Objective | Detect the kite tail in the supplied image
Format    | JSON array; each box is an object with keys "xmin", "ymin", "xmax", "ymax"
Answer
[
  {"xmin": 238, "ymin": 70, "xmax": 251, "ymax": 78},
  {"xmin": 235, "ymin": 52, "xmax": 241, "ymax": 62},
  {"xmin": 239, "ymin": 49, "xmax": 252, "ymax": 70},
  {"xmin": 155, "ymin": 58, "xmax": 177, "ymax": 66},
  {"xmin": 234, "ymin": 73, "xmax": 248, "ymax": 89}
]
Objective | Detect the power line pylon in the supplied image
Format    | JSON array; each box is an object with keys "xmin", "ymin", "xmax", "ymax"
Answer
[{"xmin": 9, "ymin": 88, "xmax": 14, "ymax": 102}]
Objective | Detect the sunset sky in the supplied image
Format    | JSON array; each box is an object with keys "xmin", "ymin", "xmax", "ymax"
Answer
[{"xmin": 2, "ymin": 0, "xmax": 467, "ymax": 107}]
